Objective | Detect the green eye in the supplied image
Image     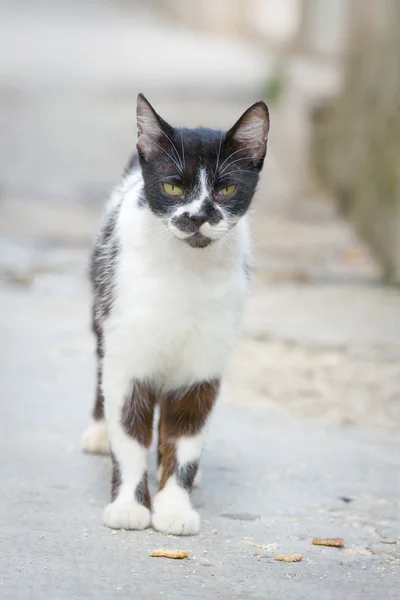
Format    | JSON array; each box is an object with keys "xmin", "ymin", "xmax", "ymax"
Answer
[
  {"xmin": 221, "ymin": 185, "xmax": 237, "ymax": 197},
  {"xmin": 163, "ymin": 183, "xmax": 182, "ymax": 196}
]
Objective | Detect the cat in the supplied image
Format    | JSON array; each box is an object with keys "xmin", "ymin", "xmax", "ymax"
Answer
[{"xmin": 82, "ymin": 94, "xmax": 269, "ymax": 535}]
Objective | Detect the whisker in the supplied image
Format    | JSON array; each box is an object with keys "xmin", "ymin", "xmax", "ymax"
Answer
[
  {"xmin": 221, "ymin": 206, "xmax": 237, "ymax": 219},
  {"xmin": 213, "ymin": 132, "xmax": 224, "ymax": 180},
  {"xmin": 158, "ymin": 128, "xmax": 184, "ymax": 170},
  {"xmin": 250, "ymin": 233, "xmax": 270, "ymax": 252},
  {"xmin": 180, "ymin": 131, "xmax": 186, "ymax": 170},
  {"xmin": 219, "ymin": 156, "xmax": 253, "ymax": 175},
  {"xmin": 141, "ymin": 134, "xmax": 183, "ymax": 173},
  {"xmin": 222, "ymin": 229, "xmax": 241, "ymax": 257},
  {"xmin": 138, "ymin": 117, "xmax": 183, "ymax": 171},
  {"xmin": 158, "ymin": 228, "xmax": 175, "ymax": 250},
  {"xmin": 218, "ymin": 169, "xmax": 259, "ymax": 179},
  {"xmin": 146, "ymin": 226, "xmax": 174, "ymax": 248},
  {"xmin": 145, "ymin": 175, "xmax": 181, "ymax": 192},
  {"xmin": 218, "ymin": 145, "xmax": 259, "ymax": 173}
]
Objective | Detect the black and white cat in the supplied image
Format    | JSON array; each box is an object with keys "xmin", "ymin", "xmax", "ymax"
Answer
[{"xmin": 82, "ymin": 94, "xmax": 269, "ymax": 535}]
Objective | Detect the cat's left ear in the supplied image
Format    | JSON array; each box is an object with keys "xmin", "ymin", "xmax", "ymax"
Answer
[
  {"xmin": 136, "ymin": 93, "xmax": 173, "ymax": 159},
  {"xmin": 226, "ymin": 101, "xmax": 270, "ymax": 165}
]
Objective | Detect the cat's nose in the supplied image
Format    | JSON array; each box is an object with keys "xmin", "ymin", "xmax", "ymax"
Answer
[{"xmin": 190, "ymin": 213, "xmax": 208, "ymax": 228}]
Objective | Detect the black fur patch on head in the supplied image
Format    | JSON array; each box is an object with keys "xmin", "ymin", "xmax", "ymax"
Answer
[
  {"xmin": 136, "ymin": 94, "xmax": 270, "ymax": 221},
  {"xmin": 202, "ymin": 200, "xmax": 223, "ymax": 225},
  {"xmin": 171, "ymin": 200, "xmax": 222, "ymax": 234}
]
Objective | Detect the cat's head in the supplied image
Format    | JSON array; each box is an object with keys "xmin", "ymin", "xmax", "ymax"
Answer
[{"xmin": 136, "ymin": 94, "xmax": 269, "ymax": 248}]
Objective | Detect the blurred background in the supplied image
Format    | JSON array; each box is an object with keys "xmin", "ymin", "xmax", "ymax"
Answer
[
  {"xmin": 1, "ymin": 0, "xmax": 399, "ymax": 436},
  {"xmin": 1, "ymin": 2, "xmax": 400, "ymax": 595}
]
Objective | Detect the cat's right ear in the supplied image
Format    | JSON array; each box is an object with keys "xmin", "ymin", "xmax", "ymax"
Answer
[{"xmin": 136, "ymin": 94, "xmax": 173, "ymax": 160}]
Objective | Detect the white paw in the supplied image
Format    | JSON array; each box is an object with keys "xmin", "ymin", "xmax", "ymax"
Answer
[
  {"xmin": 103, "ymin": 501, "xmax": 151, "ymax": 530},
  {"xmin": 152, "ymin": 483, "xmax": 200, "ymax": 535},
  {"xmin": 152, "ymin": 506, "xmax": 200, "ymax": 535},
  {"xmin": 82, "ymin": 420, "xmax": 110, "ymax": 455}
]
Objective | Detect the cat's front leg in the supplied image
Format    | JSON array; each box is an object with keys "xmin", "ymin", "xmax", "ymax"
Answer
[
  {"xmin": 153, "ymin": 380, "xmax": 220, "ymax": 535},
  {"xmin": 102, "ymin": 364, "xmax": 156, "ymax": 530}
]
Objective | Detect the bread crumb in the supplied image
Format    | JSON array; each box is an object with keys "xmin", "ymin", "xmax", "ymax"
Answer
[
  {"xmin": 150, "ymin": 549, "xmax": 189, "ymax": 559},
  {"xmin": 274, "ymin": 554, "xmax": 303, "ymax": 563},
  {"xmin": 312, "ymin": 538, "xmax": 344, "ymax": 547}
]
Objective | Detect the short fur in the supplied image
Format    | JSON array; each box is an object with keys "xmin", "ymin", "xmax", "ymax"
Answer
[{"xmin": 82, "ymin": 94, "xmax": 269, "ymax": 535}]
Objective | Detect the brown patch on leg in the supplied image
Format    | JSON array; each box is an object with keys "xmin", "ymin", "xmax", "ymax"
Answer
[
  {"xmin": 158, "ymin": 439, "xmax": 177, "ymax": 490},
  {"xmin": 117, "ymin": 381, "xmax": 156, "ymax": 507},
  {"xmin": 121, "ymin": 381, "xmax": 156, "ymax": 448},
  {"xmin": 157, "ymin": 413, "xmax": 162, "ymax": 469},
  {"xmin": 158, "ymin": 380, "xmax": 220, "ymax": 490}
]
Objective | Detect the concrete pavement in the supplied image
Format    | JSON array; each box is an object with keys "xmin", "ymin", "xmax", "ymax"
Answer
[
  {"xmin": 0, "ymin": 276, "xmax": 399, "ymax": 599},
  {"xmin": 0, "ymin": 0, "xmax": 399, "ymax": 598}
]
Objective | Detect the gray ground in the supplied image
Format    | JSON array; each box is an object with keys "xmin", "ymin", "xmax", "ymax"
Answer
[{"xmin": 0, "ymin": 1, "xmax": 399, "ymax": 598}]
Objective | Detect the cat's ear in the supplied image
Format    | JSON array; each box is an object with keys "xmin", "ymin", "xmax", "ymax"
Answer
[
  {"xmin": 226, "ymin": 101, "xmax": 270, "ymax": 164},
  {"xmin": 136, "ymin": 94, "xmax": 173, "ymax": 159}
]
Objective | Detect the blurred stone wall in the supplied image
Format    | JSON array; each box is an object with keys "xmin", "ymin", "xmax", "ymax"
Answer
[
  {"xmin": 156, "ymin": 0, "xmax": 350, "ymax": 52},
  {"xmin": 156, "ymin": 0, "xmax": 302, "ymax": 43},
  {"xmin": 313, "ymin": 0, "xmax": 400, "ymax": 283}
]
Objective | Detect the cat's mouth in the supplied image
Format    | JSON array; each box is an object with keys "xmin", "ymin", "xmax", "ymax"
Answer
[{"xmin": 185, "ymin": 233, "xmax": 213, "ymax": 248}]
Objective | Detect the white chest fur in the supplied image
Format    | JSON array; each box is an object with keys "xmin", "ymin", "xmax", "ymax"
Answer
[{"xmin": 103, "ymin": 177, "xmax": 250, "ymax": 390}]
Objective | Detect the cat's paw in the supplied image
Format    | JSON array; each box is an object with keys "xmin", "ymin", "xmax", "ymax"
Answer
[
  {"xmin": 82, "ymin": 420, "xmax": 110, "ymax": 455},
  {"xmin": 152, "ymin": 486, "xmax": 200, "ymax": 535},
  {"xmin": 103, "ymin": 501, "xmax": 151, "ymax": 530},
  {"xmin": 152, "ymin": 506, "xmax": 200, "ymax": 536}
]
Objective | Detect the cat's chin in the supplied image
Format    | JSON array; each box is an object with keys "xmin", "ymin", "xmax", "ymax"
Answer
[{"xmin": 184, "ymin": 233, "xmax": 213, "ymax": 249}]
